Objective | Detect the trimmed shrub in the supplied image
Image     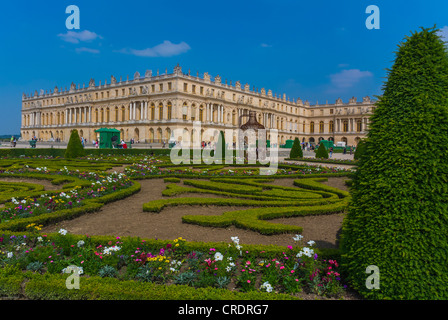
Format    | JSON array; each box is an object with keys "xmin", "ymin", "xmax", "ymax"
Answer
[
  {"xmin": 315, "ymin": 143, "xmax": 329, "ymax": 159},
  {"xmin": 289, "ymin": 137, "xmax": 303, "ymax": 158},
  {"xmin": 353, "ymin": 139, "xmax": 366, "ymax": 161},
  {"xmin": 340, "ymin": 27, "xmax": 448, "ymax": 299},
  {"xmin": 64, "ymin": 130, "xmax": 85, "ymax": 159}
]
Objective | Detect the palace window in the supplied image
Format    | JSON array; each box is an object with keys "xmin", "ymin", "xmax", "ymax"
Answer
[
  {"xmin": 200, "ymin": 86, "xmax": 204, "ymax": 95},
  {"xmin": 192, "ymin": 85, "xmax": 196, "ymax": 93},
  {"xmin": 330, "ymin": 109, "xmax": 334, "ymax": 114},
  {"xmin": 319, "ymin": 121, "xmax": 324, "ymax": 133},
  {"xmin": 167, "ymin": 103, "xmax": 172, "ymax": 120},
  {"xmin": 343, "ymin": 120, "xmax": 349, "ymax": 132},
  {"xmin": 199, "ymin": 108, "xmax": 204, "ymax": 122},
  {"xmin": 150, "ymin": 104, "xmax": 155, "ymax": 120},
  {"xmin": 159, "ymin": 104, "xmax": 164, "ymax": 120},
  {"xmin": 184, "ymin": 83, "xmax": 188, "ymax": 92},
  {"xmin": 159, "ymin": 83, "xmax": 163, "ymax": 92},
  {"xmin": 329, "ymin": 121, "xmax": 334, "ymax": 132},
  {"xmin": 151, "ymin": 85, "xmax": 155, "ymax": 93},
  {"xmin": 310, "ymin": 122, "xmax": 315, "ymax": 133},
  {"xmin": 357, "ymin": 120, "xmax": 362, "ymax": 132},
  {"xmin": 168, "ymin": 82, "xmax": 172, "ymax": 91}
]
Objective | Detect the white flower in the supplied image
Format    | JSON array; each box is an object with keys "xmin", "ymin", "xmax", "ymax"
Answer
[
  {"xmin": 261, "ymin": 281, "xmax": 273, "ymax": 293},
  {"xmin": 103, "ymin": 246, "xmax": 121, "ymax": 255},
  {"xmin": 231, "ymin": 236, "xmax": 240, "ymax": 244},
  {"xmin": 307, "ymin": 240, "xmax": 315, "ymax": 247},
  {"xmin": 37, "ymin": 237, "xmax": 43, "ymax": 242},
  {"xmin": 77, "ymin": 240, "xmax": 85, "ymax": 247},
  {"xmin": 7, "ymin": 252, "xmax": 13, "ymax": 259},
  {"xmin": 293, "ymin": 234, "xmax": 303, "ymax": 242},
  {"xmin": 214, "ymin": 252, "xmax": 223, "ymax": 261},
  {"xmin": 225, "ymin": 266, "xmax": 232, "ymax": 272},
  {"xmin": 58, "ymin": 229, "xmax": 68, "ymax": 236}
]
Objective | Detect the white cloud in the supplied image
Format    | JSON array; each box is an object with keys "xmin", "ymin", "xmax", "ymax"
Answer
[
  {"xmin": 58, "ymin": 30, "xmax": 102, "ymax": 44},
  {"xmin": 75, "ymin": 47, "xmax": 100, "ymax": 54},
  {"xmin": 120, "ymin": 40, "xmax": 191, "ymax": 57},
  {"xmin": 437, "ymin": 26, "xmax": 448, "ymax": 44},
  {"xmin": 329, "ymin": 69, "xmax": 373, "ymax": 90},
  {"xmin": 260, "ymin": 43, "xmax": 272, "ymax": 48}
]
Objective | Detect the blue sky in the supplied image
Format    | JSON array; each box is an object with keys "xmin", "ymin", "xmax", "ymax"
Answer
[{"xmin": 0, "ymin": 0, "xmax": 447, "ymax": 134}]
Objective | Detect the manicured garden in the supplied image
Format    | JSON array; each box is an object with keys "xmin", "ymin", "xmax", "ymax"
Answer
[{"xmin": 0, "ymin": 149, "xmax": 356, "ymax": 300}]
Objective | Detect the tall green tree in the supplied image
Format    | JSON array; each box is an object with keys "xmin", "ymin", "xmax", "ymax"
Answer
[
  {"xmin": 289, "ymin": 137, "xmax": 303, "ymax": 158},
  {"xmin": 315, "ymin": 142, "xmax": 328, "ymax": 159},
  {"xmin": 64, "ymin": 129, "xmax": 86, "ymax": 159},
  {"xmin": 353, "ymin": 139, "xmax": 367, "ymax": 161},
  {"xmin": 340, "ymin": 27, "xmax": 448, "ymax": 299}
]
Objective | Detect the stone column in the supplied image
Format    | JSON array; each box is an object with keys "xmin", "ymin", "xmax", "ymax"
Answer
[{"xmin": 144, "ymin": 101, "xmax": 148, "ymax": 120}]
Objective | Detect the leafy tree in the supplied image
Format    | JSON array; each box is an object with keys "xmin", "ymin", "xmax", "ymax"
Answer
[
  {"xmin": 340, "ymin": 27, "xmax": 448, "ymax": 299},
  {"xmin": 353, "ymin": 139, "xmax": 367, "ymax": 161},
  {"xmin": 64, "ymin": 129, "xmax": 85, "ymax": 159},
  {"xmin": 289, "ymin": 138, "xmax": 303, "ymax": 158},
  {"xmin": 214, "ymin": 131, "xmax": 226, "ymax": 163},
  {"xmin": 314, "ymin": 142, "xmax": 328, "ymax": 159}
]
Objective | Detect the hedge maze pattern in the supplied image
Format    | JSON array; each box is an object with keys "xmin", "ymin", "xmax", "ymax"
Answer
[{"xmin": 144, "ymin": 176, "xmax": 350, "ymax": 235}]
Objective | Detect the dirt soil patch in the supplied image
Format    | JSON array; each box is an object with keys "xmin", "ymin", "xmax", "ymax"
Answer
[{"xmin": 42, "ymin": 177, "xmax": 348, "ymax": 249}]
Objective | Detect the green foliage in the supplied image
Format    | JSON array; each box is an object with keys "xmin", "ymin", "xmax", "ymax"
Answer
[
  {"xmin": 64, "ymin": 130, "xmax": 86, "ymax": 159},
  {"xmin": 353, "ymin": 139, "xmax": 367, "ymax": 161},
  {"xmin": 98, "ymin": 265, "xmax": 118, "ymax": 278},
  {"xmin": 315, "ymin": 143, "xmax": 329, "ymax": 159},
  {"xmin": 163, "ymin": 177, "xmax": 181, "ymax": 183},
  {"xmin": 289, "ymin": 138, "xmax": 303, "ymax": 158},
  {"xmin": 340, "ymin": 27, "xmax": 448, "ymax": 299}
]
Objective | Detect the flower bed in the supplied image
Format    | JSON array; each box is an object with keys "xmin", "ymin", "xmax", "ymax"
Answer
[{"xmin": 0, "ymin": 232, "xmax": 346, "ymax": 298}]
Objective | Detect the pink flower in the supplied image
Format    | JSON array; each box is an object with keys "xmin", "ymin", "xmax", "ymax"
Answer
[
  {"xmin": 287, "ymin": 245, "xmax": 293, "ymax": 250},
  {"xmin": 247, "ymin": 280, "xmax": 251, "ymax": 283},
  {"xmin": 81, "ymin": 261, "xmax": 84, "ymax": 264},
  {"xmin": 291, "ymin": 270, "xmax": 295, "ymax": 273},
  {"xmin": 280, "ymin": 266, "xmax": 285, "ymax": 269}
]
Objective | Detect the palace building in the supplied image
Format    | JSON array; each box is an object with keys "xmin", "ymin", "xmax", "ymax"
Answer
[{"xmin": 20, "ymin": 64, "xmax": 375, "ymax": 146}]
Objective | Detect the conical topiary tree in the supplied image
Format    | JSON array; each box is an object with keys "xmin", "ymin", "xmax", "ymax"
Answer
[
  {"xmin": 340, "ymin": 27, "xmax": 448, "ymax": 299},
  {"xmin": 353, "ymin": 139, "xmax": 367, "ymax": 161},
  {"xmin": 214, "ymin": 130, "xmax": 226, "ymax": 163},
  {"xmin": 314, "ymin": 142, "xmax": 328, "ymax": 159},
  {"xmin": 289, "ymin": 137, "xmax": 303, "ymax": 158},
  {"xmin": 64, "ymin": 129, "xmax": 86, "ymax": 159}
]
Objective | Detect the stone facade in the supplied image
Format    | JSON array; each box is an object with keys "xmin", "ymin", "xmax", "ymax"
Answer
[{"xmin": 20, "ymin": 65, "xmax": 375, "ymax": 147}]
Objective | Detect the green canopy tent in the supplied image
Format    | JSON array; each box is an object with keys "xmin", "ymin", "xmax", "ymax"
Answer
[{"xmin": 94, "ymin": 128, "xmax": 121, "ymax": 149}]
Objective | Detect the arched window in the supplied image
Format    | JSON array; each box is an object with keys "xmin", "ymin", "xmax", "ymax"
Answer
[
  {"xmin": 329, "ymin": 121, "xmax": 334, "ymax": 133},
  {"xmin": 357, "ymin": 120, "xmax": 362, "ymax": 132},
  {"xmin": 343, "ymin": 120, "xmax": 349, "ymax": 132},
  {"xmin": 158, "ymin": 103, "xmax": 164, "ymax": 120},
  {"xmin": 150, "ymin": 104, "xmax": 155, "ymax": 120},
  {"xmin": 310, "ymin": 122, "xmax": 315, "ymax": 133},
  {"xmin": 319, "ymin": 121, "xmax": 324, "ymax": 133},
  {"xmin": 199, "ymin": 107, "xmax": 204, "ymax": 122},
  {"xmin": 167, "ymin": 102, "xmax": 172, "ymax": 120}
]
